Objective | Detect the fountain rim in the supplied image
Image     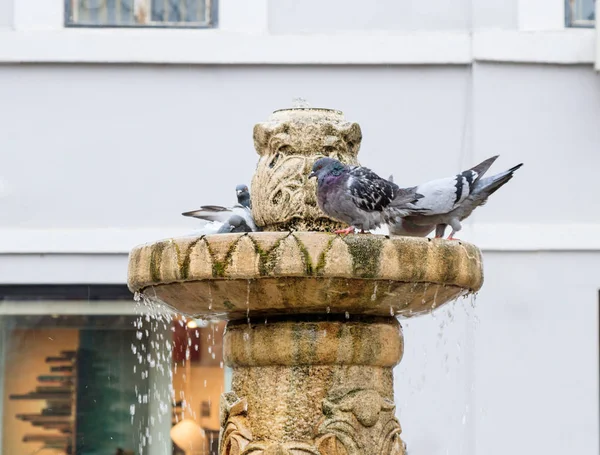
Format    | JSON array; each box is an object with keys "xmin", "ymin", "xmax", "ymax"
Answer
[{"xmin": 126, "ymin": 231, "xmax": 484, "ymax": 294}]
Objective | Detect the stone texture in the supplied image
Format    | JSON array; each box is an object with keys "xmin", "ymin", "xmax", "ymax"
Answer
[
  {"xmin": 126, "ymin": 107, "xmax": 486, "ymax": 455},
  {"xmin": 251, "ymin": 108, "xmax": 361, "ymax": 232},
  {"xmin": 127, "ymin": 232, "xmax": 483, "ymax": 319},
  {"xmin": 220, "ymin": 317, "xmax": 405, "ymax": 455}
]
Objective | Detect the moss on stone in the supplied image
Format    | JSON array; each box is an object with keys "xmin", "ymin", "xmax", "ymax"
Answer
[
  {"xmin": 149, "ymin": 241, "xmax": 167, "ymax": 282},
  {"xmin": 293, "ymin": 235, "xmax": 314, "ymax": 275},
  {"xmin": 212, "ymin": 261, "xmax": 226, "ymax": 278},
  {"xmin": 315, "ymin": 236, "xmax": 336, "ymax": 276},
  {"xmin": 180, "ymin": 237, "xmax": 203, "ymax": 280},
  {"xmin": 436, "ymin": 242, "xmax": 460, "ymax": 284},
  {"xmin": 344, "ymin": 236, "xmax": 384, "ymax": 279},
  {"xmin": 209, "ymin": 236, "xmax": 240, "ymax": 278}
]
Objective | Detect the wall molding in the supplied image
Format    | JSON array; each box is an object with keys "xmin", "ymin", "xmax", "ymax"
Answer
[
  {"xmin": 0, "ymin": 28, "xmax": 595, "ymax": 65},
  {"xmin": 473, "ymin": 29, "xmax": 595, "ymax": 64},
  {"xmin": 0, "ymin": 224, "xmax": 597, "ymax": 254},
  {"xmin": 0, "ymin": 29, "xmax": 472, "ymax": 64}
]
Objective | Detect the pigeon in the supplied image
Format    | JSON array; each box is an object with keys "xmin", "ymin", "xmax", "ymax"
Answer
[
  {"xmin": 182, "ymin": 184, "xmax": 258, "ymax": 234},
  {"xmin": 216, "ymin": 214, "xmax": 254, "ymax": 233},
  {"xmin": 388, "ymin": 156, "xmax": 523, "ymax": 239},
  {"xmin": 308, "ymin": 157, "xmax": 423, "ymax": 235}
]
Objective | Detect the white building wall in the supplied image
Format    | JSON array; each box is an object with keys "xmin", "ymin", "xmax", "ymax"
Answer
[
  {"xmin": 0, "ymin": 0, "xmax": 598, "ymax": 454},
  {"xmin": 268, "ymin": 0, "xmax": 471, "ymax": 32}
]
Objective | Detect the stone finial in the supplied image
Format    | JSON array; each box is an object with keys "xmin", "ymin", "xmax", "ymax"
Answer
[{"xmin": 250, "ymin": 108, "xmax": 362, "ymax": 232}]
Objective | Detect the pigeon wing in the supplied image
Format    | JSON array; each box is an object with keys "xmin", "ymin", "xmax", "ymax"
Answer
[
  {"xmin": 346, "ymin": 167, "xmax": 398, "ymax": 212},
  {"xmin": 182, "ymin": 205, "xmax": 233, "ymax": 223}
]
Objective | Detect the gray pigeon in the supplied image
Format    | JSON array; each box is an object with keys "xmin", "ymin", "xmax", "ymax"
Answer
[
  {"xmin": 182, "ymin": 184, "xmax": 258, "ymax": 234},
  {"xmin": 308, "ymin": 157, "xmax": 423, "ymax": 235},
  {"xmin": 216, "ymin": 214, "xmax": 254, "ymax": 233},
  {"xmin": 386, "ymin": 174, "xmax": 436, "ymax": 237},
  {"xmin": 388, "ymin": 156, "xmax": 523, "ymax": 239}
]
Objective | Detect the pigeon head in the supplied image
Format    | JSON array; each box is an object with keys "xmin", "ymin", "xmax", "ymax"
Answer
[
  {"xmin": 309, "ymin": 157, "xmax": 347, "ymax": 182},
  {"xmin": 235, "ymin": 184, "xmax": 251, "ymax": 208}
]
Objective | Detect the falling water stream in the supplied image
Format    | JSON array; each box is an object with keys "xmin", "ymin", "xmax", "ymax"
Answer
[{"xmin": 128, "ymin": 283, "xmax": 480, "ymax": 454}]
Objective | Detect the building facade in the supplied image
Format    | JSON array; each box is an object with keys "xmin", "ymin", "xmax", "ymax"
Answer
[{"xmin": 0, "ymin": 0, "xmax": 599, "ymax": 454}]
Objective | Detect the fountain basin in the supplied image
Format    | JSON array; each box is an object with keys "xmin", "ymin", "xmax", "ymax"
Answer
[
  {"xmin": 127, "ymin": 106, "xmax": 487, "ymax": 455},
  {"xmin": 127, "ymin": 232, "xmax": 483, "ymax": 319}
]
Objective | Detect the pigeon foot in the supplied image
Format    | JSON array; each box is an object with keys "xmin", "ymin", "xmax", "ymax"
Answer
[{"xmin": 334, "ymin": 226, "xmax": 356, "ymax": 236}]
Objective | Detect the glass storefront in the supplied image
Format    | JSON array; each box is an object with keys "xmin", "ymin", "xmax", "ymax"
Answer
[{"xmin": 0, "ymin": 286, "xmax": 225, "ymax": 455}]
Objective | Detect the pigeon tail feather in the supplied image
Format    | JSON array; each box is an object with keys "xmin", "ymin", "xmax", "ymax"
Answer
[
  {"xmin": 472, "ymin": 163, "xmax": 523, "ymax": 204},
  {"xmin": 468, "ymin": 155, "xmax": 499, "ymax": 183}
]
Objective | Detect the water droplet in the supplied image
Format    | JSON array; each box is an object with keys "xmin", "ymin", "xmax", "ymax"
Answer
[
  {"xmin": 292, "ymin": 97, "xmax": 311, "ymax": 108},
  {"xmin": 371, "ymin": 283, "xmax": 378, "ymax": 301}
]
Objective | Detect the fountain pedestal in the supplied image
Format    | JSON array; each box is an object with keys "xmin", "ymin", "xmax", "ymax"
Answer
[
  {"xmin": 127, "ymin": 108, "xmax": 484, "ymax": 455},
  {"xmin": 222, "ymin": 317, "xmax": 403, "ymax": 454}
]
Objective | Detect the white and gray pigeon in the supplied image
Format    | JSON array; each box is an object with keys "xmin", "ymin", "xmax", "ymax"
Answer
[
  {"xmin": 309, "ymin": 157, "xmax": 424, "ymax": 235},
  {"xmin": 182, "ymin": 184, "xmax": 258, "ymax": 234},
  {"xmin": 388, "ymin": 156, "xmax": 523, "ymax": 239}
]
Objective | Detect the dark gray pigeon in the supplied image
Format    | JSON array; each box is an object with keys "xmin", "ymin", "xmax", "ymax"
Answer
[
  {"xmin": 182, "ymin": 184, "xmax": 257, "ymax": 234},
  {"xmin": 309, "ymin": 157, "xmax": 423, "ymax": 235},
  {"xmin": 388, "ymin": 156, "xmax": 523, "ymax": 239},
  {"xmin": 216, "ymin": 214, "xmax": 253, "ymax": 233}
]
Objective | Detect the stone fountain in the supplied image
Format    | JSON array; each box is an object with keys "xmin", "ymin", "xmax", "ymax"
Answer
[{"xmin": 127, "ymin": 108, "xmax": 483, "ymax": 455}]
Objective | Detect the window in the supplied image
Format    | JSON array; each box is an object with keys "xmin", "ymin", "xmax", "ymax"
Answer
[
  {"xmin": 65, "ymin": 0, "xmax": 217, "ymax": 28},
  {"xmin": 566, "ymin": 0, "xmax": 595, "ymax": 27},
  {"xmin": 0, "ymin": 285, "xmax": 225, "ymax": 455}
]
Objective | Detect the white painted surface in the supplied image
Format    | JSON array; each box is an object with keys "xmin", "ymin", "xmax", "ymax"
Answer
[
  {"xmin": 0, "ymin": 64, "xmax": 471, "ymax": 228},
  {"xmin": 268, "ymin": 0, "xmax": 471, "ymax": 33},
  {"xmin": 472, "ymin": 252, "xmax": 599, "ymax": 455},
  {"xmin": 0, "ymin": 29, "xmax": 595, "ymax": 64},
  {"xmin": 219, "ymin": 0, "xmax": 268, "ymax": 32},
  {"xmin": 474, "ymin": 29, "xmax": 596, "ymax": 63},
  {"xmin": 518, "ymin": 0, "xmax": 565, "ymax": 31},
  {"xmin": 0, "ymin": 29, "xmax": 473, "ymax": 64},
  {"xmin": 12, "ymin": 0, "xmax": 63, "ymax": 30},
  {"xmin": 1, "ymin": 224, "xmax": 600, "ymax": 255},
  {"xmin": 0, "ymin": 0, "xmax": 12, "ymax": 27},
  {"xmin": 398, "ymin": 252, "xmax": 600, "ymax": 455},
  {"xmin": 0, "ymin": 254, "xmax": 129, "ymax": 284},
  {"xmin": 472, "ymin": 0, "xmax": 518, "ymax": 29},
  {"xmin": 472, "ymin": 63, "xmax": 600, "ymax": 225}
]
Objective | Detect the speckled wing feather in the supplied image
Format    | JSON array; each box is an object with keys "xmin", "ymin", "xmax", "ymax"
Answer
[{"xmin": 346, "ymin": 166, "xmax": 399, "ymax": 212}]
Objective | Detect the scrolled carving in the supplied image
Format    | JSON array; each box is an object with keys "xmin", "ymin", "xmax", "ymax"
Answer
[
  {"xmin": 314, "ymin": 388, "xmax": 406, "ymax": 455},
  {"xmin": 242, "ymin": 441, "xmax": 321, "ymax": 455},
  {"xmin": 220, "ymin": 392, "xmax": 253, "ymax": 455},
  {"xmin": 251, "ymin": 108, "xmax": 362, "ymax": 231}
]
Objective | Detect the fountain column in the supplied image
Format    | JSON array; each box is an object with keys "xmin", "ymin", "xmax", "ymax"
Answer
[
  {"xmin": 127, "ymin": 108, "xmax": 484, "ymax": 455},
  {"xmin": 221, "ymin": 316, "xmax": 405, "ymax": 454}
]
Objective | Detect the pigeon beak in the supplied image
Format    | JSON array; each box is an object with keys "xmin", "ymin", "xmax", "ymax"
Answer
[
  {"xmin": 308, "ymin": 171, "xmax": 316, "ymax": 179},
  {"xmin": 236, "ymin": 190, "xmax": 242, "ymax": 196}
]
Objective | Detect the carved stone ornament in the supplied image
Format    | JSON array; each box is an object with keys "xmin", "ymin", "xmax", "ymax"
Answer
[
  {"xmin": 251, "ymin": 108, "xmax": 362, "ymax": 232},
  {"xmin": 220, "ymin": 392, "xmax": 252, "ymax": 455},
  {"xmin": 315, "ymin": 388, "xmax": 406, "ymax": 455}
]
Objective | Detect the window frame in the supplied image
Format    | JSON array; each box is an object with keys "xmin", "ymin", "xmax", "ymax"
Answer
[
  {"xmin": 64, "ymin": 0, "xmax": 219, "ymax": 29},
  {"xmin": 565, "ymin": 0, "xmax": 595, "ymax": 28}
]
